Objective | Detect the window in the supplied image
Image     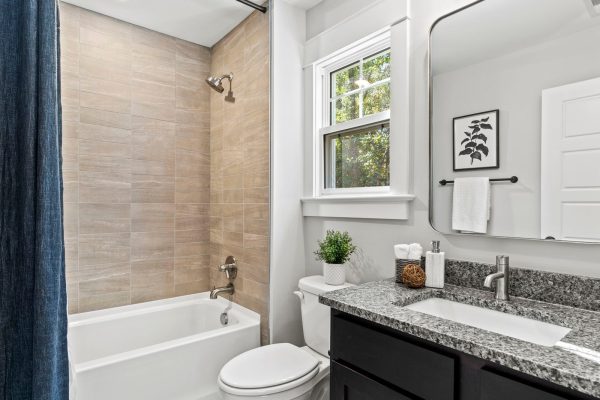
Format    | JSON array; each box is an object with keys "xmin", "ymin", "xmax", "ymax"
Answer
[
  {"xmin": 330, "ymin": 49, "xmax": 391, "ymax": 125},
  {"xmin": 304, "ymin": 23, "xmax": 413, "ymax": 218},
  {"xmin": 324, "ymin": 123, "xmax": 390, "ymax": 189},
  {"xmin": 317, "ymin": 39, "xmax": 392, "ymax": 194}
]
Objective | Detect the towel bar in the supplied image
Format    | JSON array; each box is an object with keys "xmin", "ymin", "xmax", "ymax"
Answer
[{"xmin": 439, "ymin": 176, "xmax": 518, "ymax": 186}]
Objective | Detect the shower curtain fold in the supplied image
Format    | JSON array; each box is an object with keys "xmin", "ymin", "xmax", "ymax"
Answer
[{"xmin": 0, "ymin": 1, "xmax": 69, "ymax": 399}]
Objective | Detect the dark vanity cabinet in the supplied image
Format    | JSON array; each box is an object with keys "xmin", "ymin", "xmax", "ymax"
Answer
[{"xmin": 330, "ymin": 310, "xmax": 597, "ymax": 400}]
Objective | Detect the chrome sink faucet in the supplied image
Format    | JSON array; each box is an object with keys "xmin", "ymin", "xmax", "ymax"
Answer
[
  {"xmin": 210, "ymin": 256, "xmax": 237, "ymax": 299},
  {"xmin": 484, "ymin": 255, "xmax": 509, "ymax": 301}
]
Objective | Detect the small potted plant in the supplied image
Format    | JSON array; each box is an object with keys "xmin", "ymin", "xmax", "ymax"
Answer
[{"xmin": 314, "ymin": 230, "xmax": 357, "ymax": 285}]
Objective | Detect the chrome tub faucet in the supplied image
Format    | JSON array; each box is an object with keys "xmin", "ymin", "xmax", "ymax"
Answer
[
  {"xmin": 210, "ymin": 284, "xmax": 234, "ymax": 300},
  {"xmin": 484, "ymin": 255, "xmax": 509, "ymax": 301}
]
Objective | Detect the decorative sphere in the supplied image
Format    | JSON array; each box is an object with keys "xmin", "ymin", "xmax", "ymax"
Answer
[{"xmin": 402, "ymin": 264, "xmax": 426, "ymax": 288}]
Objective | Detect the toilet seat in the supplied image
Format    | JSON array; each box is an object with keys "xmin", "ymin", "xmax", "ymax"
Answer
[{"xmin": 218, "ymin": 344, "xmax": 321, "ymax": 396}]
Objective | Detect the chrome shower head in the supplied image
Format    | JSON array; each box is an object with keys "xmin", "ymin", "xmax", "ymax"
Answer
[
  {"xmin": 206, "ymin": 76, "xmax": 225, "ymax": 93},
  {"xmin": 206, "ymin": 73, "xmax": 235, "ymax": 102}
]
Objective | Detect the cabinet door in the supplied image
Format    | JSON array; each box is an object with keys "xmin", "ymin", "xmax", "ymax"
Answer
[
  {"xmin": 331, "ymin": 361, "xmax": 414, "ymax": 400},
  {"xmin": 332, "ymin": 313, "xmax": 455, "ymax": 400},
  {"xmin": 480, "ymin": 369, "xmax": 571, "ymax": 400}
]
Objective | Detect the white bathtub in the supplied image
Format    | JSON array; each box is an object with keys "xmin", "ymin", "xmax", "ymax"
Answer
[{"xmin": 68, "ymin": 293, "xmax": 260, "ymax": 400}]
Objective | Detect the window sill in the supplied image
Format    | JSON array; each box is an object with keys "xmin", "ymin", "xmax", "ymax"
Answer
[{"xmin": 301, "ymin": 194, "xmax": 415, "ymax": 220}]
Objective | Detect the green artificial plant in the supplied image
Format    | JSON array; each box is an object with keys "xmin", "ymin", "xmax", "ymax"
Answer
[{"xmin": 314, "ymin": 230, "xmax": 357, "ymax": 265}]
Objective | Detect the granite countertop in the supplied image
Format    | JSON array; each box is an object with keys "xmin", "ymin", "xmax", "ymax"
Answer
[{"xmin": 320, "ymin": 279, "xmax": 600, "ymax": 398}]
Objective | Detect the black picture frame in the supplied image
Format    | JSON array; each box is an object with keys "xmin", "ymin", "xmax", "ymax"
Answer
[{"xmin": 452, "ymin": 109, "xmax": 499, "ymax": 171}]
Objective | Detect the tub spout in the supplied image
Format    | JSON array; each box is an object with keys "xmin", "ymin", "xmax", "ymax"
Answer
[{"xmin": 210, "ymin": 283, "xmax": 235, "ymax": 299}]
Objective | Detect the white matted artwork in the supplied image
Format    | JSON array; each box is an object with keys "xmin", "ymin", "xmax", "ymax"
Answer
[{"xmin": 453, "ymin": 109, "xmax": 499, "ymax": 171}]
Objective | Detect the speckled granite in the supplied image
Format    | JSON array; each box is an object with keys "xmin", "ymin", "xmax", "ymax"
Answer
[
  {"xmin": 395, "ymin": 258, "xmax": 600, "ymax": 311},
  {"xmin": 320, "ymin": 280, "xmax": 600, "ymax": 398}
]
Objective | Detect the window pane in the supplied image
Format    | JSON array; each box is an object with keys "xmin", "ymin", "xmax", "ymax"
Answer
[
  {"xmin": 332, "ymin": 62, "xmax": 360, "ymax": 97},
  {"xmin": 363, "ymin": 50, "xmax": 391, "ymax": 84},
  {"xmin": 333, "ymin": 93, "xmax": 359, "ymax": 124},
  {"xmin": 363, "ymin": 83, "xmax": 390, "ymax": 116},
  {"xmin": 325, "ymin": 124, "xmax": 390, "ymax": 189}
]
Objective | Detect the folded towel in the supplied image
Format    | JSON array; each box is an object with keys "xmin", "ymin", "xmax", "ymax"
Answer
[
  {"xmin": 452, "ymin": 177, "xmax": 491, "ymax": 234},
  {"xmin": 394, "ymin": 244, "xmax": 409, "ymax": 259},
  {"xmin": 408, "ymin": 243, "xmax": 423, "ymax": 260}
]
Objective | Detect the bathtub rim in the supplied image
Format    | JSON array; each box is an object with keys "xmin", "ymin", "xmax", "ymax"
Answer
[
  {"xmin": 68, "ymin": 292, "xmax": 258, "ymax": 325},
  {"xmin": 68, "ymin": 293, "xmax": 260, "ymax": 372}
]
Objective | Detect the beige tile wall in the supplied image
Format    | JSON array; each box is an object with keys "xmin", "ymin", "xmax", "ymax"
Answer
[
  {"xmin": 60, "ymin": 3, "xmax": 212, "ymax": 313},
  {"xmin": 209, "ymin": 11, "xmax": 271, "ymax": 344}
]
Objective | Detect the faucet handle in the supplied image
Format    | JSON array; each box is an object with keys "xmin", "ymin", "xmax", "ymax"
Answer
[
  {"xmin": 496, "ymin": 255, "xmax": 509, "ymax": 264},
  {"xmin": 219, "ymin": 255, "xmax": 236, "ymax": 268},
  {"xmin": 219, "ymin": 256, "xmax": 237, "ymax": 280},
  {"xmin": 496, "ymin": 255, "xmax": 509, "ymax": 272}
]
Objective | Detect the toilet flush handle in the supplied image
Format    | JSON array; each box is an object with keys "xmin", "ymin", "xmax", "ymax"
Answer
[{"xmin": 293, "ymin": 291, "xmax": 304, "ymax": 303}]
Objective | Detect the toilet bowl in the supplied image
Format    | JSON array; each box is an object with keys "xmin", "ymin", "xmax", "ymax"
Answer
[{"xmin": 218, "ymin": 276, "xmax": 353, "ymax": 400}]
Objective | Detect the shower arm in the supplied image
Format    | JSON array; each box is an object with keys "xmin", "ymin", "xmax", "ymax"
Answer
[
  {"xmin": 235, "ymin": 0, "xmax": 267, "ymax": 13},
  {"xmin": 220, "ymin": 73, "xmax": 234, "ymax": 92}
]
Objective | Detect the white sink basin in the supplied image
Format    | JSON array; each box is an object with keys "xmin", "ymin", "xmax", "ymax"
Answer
[{"xmin": 404, "ymin": 298, "xmax": 571, "ymax": 346}]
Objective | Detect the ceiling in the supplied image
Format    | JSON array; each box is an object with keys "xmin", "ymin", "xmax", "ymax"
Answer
[
  {"xmin": 432, "ymin": 0, "xmax": 597, "ymax": 75},
  {"xmin": 62, "ymin": 0, "xmax": 260, "ymax": 47}
]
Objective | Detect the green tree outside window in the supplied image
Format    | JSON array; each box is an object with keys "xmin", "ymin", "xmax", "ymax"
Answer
[{"xmin": 326, "ymin": 49, "xmax": 391, "ymax": 189}]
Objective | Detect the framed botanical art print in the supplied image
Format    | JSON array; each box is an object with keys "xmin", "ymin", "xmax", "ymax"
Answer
[{"xmin": 453, "ymin": 109, "xmax": 499, "ymax": 171}]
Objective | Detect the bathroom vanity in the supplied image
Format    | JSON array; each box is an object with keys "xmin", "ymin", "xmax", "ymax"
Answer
[
  {"xmin": 320, "ymin": 266, "xmax": 600, "ymax": 400},
  {"xmin": 329, "ymin": 309, "xmax": 597, "ymax": 400}
]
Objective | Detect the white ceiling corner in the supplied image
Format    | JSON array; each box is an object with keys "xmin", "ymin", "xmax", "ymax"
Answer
[{"xmin": 61, "ymin": 0, "xmax": 259, "ymax": 47}]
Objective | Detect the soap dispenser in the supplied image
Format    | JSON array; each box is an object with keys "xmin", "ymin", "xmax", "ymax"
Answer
[{"xmin": 425, "ymin": 241, "xmax": 445, "ymax": 288}]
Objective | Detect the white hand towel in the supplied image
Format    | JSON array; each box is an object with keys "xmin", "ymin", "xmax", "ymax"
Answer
[
  {"xmin": 452, "ymin": 177, "xmax": 491, "ymax": 234},
  {"xmin": 407, "ymin": 243, "xmax": 423, "ymax": 260},
  {"xmin": 394, "ymin": 244, "xmax": 409, "ymax": 259}
]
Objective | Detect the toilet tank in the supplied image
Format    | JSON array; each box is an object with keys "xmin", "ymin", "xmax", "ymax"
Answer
[{"xmin": 297, "ymin": 276, "xmax": 354, "ymax": 357}]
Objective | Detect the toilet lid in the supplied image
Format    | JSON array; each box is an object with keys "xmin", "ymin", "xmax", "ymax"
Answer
[{"xmin": 219, "ymin": 343, "xmax": 320, "ymax": 390}]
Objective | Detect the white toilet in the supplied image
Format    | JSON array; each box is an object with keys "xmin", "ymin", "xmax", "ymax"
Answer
[{"xmin": 218, "ymin": 276, "xmax": 353, "ymax": 400}]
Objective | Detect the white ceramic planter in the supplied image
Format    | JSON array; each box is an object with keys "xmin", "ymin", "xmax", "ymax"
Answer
[{"xmin": 323, "ymin": 263, "xmax": 346, "ymax": 285}]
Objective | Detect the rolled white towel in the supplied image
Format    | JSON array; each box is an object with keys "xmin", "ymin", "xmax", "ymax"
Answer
[
  {"xmin": 394, "ymin": 244, "xmax": 410, "ymax": 259},
  {"xmin": 408, "ymin": 243, "xmax": 423, "ymax": 260}
]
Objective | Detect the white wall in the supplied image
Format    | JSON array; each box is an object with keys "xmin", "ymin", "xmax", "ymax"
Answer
[
  {"xmin": 303, "ymin": 0, "xmax": 600, "ymax": 283},
  {"xmin": 270, "ymin": 0, "xmax": 307, "ymax": 345},
  {"xmin": 302, "ymin": 0, "xmax": 410, "ymax": 280},
  {"xmin": 306, "ymin": 0, "xmax": 373, "ymax": 40},
  {"xmin": 304, "ymin": 0, "xmax": 407, "ymax": 65},
  {"xmin": 271, "ymin": 0, "xmax": 600, "ymax": 347},
  {"xmin": 432, "ymin": 24, "xmax": 600, "ymax": 238}
]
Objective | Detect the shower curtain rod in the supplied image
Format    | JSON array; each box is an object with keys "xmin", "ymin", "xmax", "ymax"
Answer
[{"xmin": 235, "ymin": 0, "xmax": 267, "ymax": 13}]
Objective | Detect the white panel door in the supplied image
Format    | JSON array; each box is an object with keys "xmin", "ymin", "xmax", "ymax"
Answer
[{"xmin": 541, "ymin": 77, "xmax": 600, "ymax": 241}]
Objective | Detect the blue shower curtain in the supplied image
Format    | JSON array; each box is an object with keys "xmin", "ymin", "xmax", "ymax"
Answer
[{"xmin": 0, "ymin": 0, "xmax": 69, "ymax": 399}]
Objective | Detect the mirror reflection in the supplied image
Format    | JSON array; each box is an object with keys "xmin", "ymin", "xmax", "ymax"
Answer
[{"xmin": 430, "ymin": 0, "xmax": 600, "ymax": 242}]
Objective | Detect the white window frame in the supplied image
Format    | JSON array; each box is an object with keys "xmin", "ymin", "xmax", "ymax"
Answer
[
  {"xmin": 313, "ymin": 30, "xmax": 392, "ymax": 197},
  {"xmin": 303, "ymin": 22, "xmax": 413, "ymax": 220}
]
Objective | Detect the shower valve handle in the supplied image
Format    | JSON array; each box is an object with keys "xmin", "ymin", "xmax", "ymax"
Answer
[{"xmin": 219, "ymin": 256, "xmax": 237, "ymax": 280}]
